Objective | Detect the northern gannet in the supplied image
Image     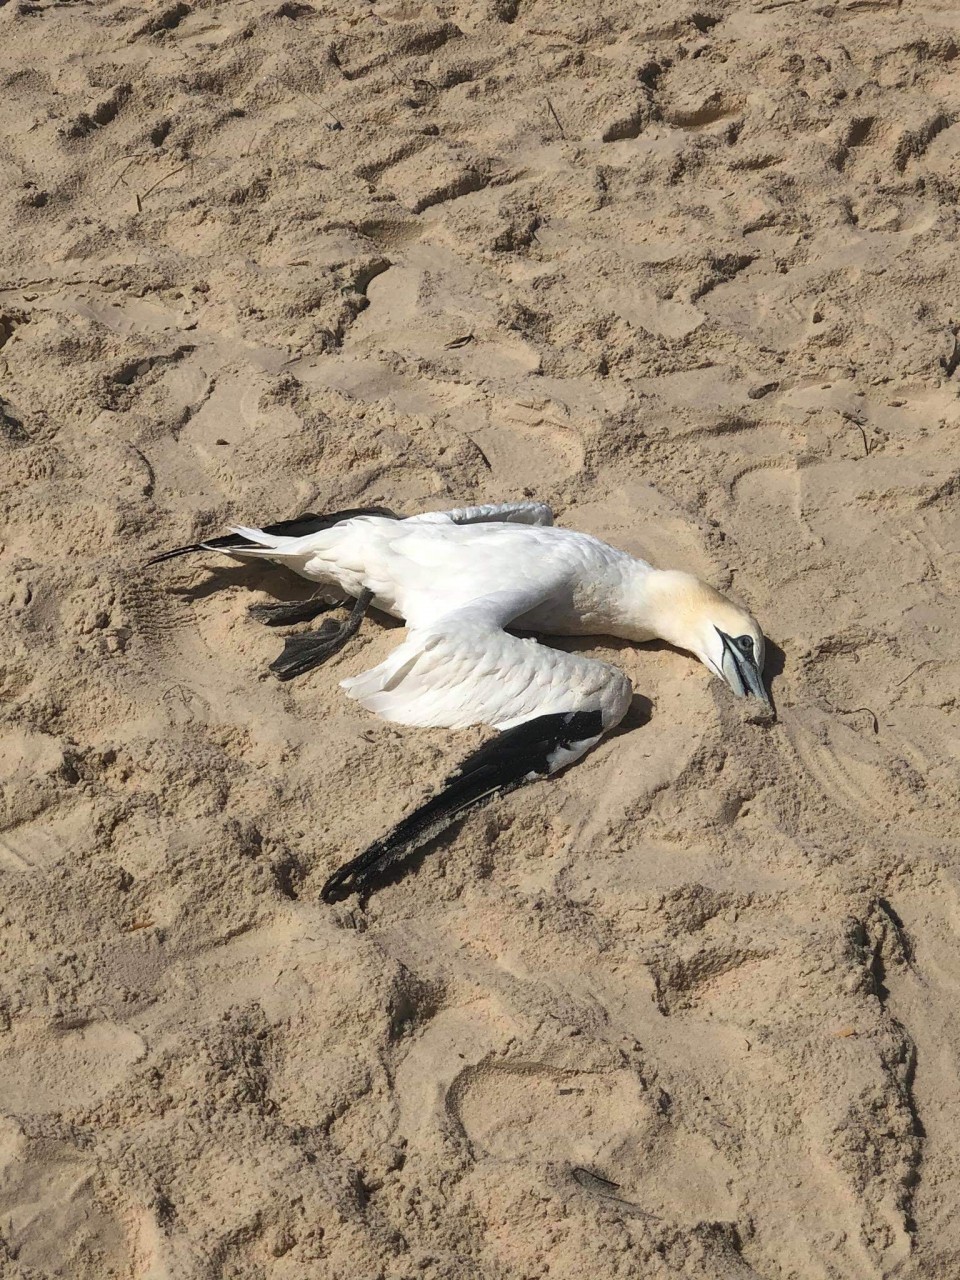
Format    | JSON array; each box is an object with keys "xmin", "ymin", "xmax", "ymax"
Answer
[{"xmin": 149, "ymin": 502, "xmax": 772, "ymax": 900}]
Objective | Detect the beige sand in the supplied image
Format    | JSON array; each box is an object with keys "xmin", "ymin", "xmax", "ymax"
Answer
[{"xmin": 2, "ymin": 0, "xmax": 960, "ymax": 1275}]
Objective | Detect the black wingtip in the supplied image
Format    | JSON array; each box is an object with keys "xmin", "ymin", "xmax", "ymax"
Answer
[
  {"xmin": 145, "ymin": 530, "xmax": 271, "ymax": 567},
  {"xmin": 145, "ymin": 508, "xmax": 403, "ymax": 570},
  {"xmin": 320, "ymin": 709, "xmax": 605, "ymax": 903}
]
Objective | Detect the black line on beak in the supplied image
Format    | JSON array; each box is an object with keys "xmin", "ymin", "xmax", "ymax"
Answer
[{"xmin": 716, "ymin": 627, "xmax": 773, "ymax": 711}]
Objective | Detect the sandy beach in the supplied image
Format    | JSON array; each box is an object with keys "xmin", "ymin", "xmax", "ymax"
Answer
[{"xmin": 2, "ymin": 0, "xmax": 960, "ymax": 1275}]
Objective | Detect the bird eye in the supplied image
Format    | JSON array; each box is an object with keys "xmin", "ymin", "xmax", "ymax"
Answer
[{"xmin": 736, "ymin": 635, "xmax": 754, "ymax": 655}]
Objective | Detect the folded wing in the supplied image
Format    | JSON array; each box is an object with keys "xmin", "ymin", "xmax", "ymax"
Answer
[{"xmin": 340, "ymin": 587, "xmax": 631, "ymax": 733}]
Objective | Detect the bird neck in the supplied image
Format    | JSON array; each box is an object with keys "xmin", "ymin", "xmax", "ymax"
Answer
[{"xmin": 611, "ymin": 566, "xmax": 709, "ymax": 655}]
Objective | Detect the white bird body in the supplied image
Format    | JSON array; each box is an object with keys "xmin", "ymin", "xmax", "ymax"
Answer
[
  {"xmin": 238, "ymin": 514, "xmax": 655, "ymax": 635},
  {"xmin": 150, "ymin": 500, "xmax": 771, "ymax": 900},
  {"xmin": 224, "ymin": 508, "xmax": 666, "ymax": 733}
]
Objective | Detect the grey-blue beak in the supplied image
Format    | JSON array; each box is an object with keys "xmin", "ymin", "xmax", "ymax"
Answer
[{"xmin": 717, "ymin": 628, "xmax": 774, "ymax": 715}]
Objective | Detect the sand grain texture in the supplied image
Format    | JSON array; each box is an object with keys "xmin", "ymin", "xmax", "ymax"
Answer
[{"xmin": 2, "ymin": 0, "xmax": 960, "ymax": 1276}]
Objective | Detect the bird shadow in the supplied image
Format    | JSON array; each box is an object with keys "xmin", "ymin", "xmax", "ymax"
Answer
[
  {"xmin": 334, "ymin": 833, "xmax": 460, "ymax": 908},
  {"xmin": 764, "ymin": 638, "xmax": 786, "ymax": 683},
  {"xmin": 610, "ymin": 692, "xmax": 653, "ymax": 737},
  {"xmin": 162, "ymin": 563, "xmax": 307, "ymax": 605},
  {"xmin": 159, "ymin": 566, "xmax": 404, "ymax": 636},
  {"xmin": 762, "ymin": 638, "xmax": 786, "ymax": 717}
]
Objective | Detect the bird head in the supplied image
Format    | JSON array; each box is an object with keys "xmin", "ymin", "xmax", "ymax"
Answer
[{"xmin": 645, "ymin": 571, "xmax": 772, "ymax": 713}]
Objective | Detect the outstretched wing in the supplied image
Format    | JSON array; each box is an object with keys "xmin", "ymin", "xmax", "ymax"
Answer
[
  {"xmin": 326, "ymin": 586, "xmax": 633, "ymax": 902},
  {"xmin": 340, "ymin": 587, "xmax": 631, "ymax": 733},
  {"xmin": 147, "ymin": 502, "xmax": 551, "ymax": 566},
  {"xmin": 321, "ymin": 707, "xmax": 607, "ymax": 902}
]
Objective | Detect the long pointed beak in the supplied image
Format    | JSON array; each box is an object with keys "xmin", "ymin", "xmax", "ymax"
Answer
[
  {"xmin": 717, "ymin": 628, "xmax": 775, "ymax": 716},
  {"xmin": 737, "ymin": 654, "xmax": 774, "ymax": 713}
]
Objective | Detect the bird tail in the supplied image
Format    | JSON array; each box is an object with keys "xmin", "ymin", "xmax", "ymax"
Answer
[
  {"xmin": 145, "ymin": 506, "xmax": 399, "ymax": 566},
  {"xmin": 145, "ymin": 526, "xmax": 280, "ymax": 565}
]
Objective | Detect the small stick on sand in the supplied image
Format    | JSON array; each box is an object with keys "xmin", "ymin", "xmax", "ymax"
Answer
[
  {"xmin": 839, "ymin": 706, "xmax": 879, "ymax": 734},
  {"xmin": 544, "ymin": 97, "xmax": 566, "ymax": 139},
  {"xmin": 135, "ymin": 161, "xmax": 191, "ymax": 212},
  {"xmin": 840, "ymin": 410, "xmax": 871, "ymax": 456}
]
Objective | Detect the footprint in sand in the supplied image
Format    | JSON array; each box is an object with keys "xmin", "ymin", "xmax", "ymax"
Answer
[
  {"xmin": 0, "ymin": 1017, "xmax": 146, "ymax": 1113},
  {"xmin": 780, "ymin": 706, "xmax": 904, "ymax": 821},
  {"xmin": 449, "ymin": 1059, "xmax": 739, "ymax": 1224},
  {"xmin": 0, "ymin": 1117, "xmax": 132, "ymax": 1275}
]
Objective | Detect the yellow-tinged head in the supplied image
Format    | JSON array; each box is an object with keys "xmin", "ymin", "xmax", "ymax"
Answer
[{"xmin": 644, "ymin": 571, "xmax": 772, "ymax": 712}]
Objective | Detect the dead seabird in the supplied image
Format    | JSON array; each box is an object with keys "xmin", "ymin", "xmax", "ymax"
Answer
[{"xmin": 148, "ymin": 502, "xmax": 771, "ymax": 900}]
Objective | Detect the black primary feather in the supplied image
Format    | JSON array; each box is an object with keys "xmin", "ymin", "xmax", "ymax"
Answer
[{"xmin": 320, "ymin": 708, "xmax": 604, "ymax": 903}]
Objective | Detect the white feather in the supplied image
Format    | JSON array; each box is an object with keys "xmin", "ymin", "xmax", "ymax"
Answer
[{"xmin": 340, "ymin": 587, "xmax": 632, "ymax": 732}]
